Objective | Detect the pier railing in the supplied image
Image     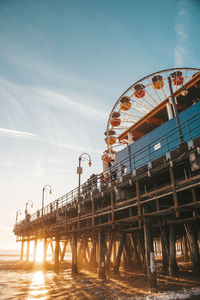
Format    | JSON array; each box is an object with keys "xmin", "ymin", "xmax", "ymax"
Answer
[{"xmin": 16, "ymin": 110, "xmax": 200, "ymax": 225}]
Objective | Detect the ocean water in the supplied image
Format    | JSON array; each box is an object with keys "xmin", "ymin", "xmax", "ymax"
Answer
[{"xmin": 0, "ymin": 254, "xmax": 200, "ymax": 300}]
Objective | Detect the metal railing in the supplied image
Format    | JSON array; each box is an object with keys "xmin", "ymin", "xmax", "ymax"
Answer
[{"xmin": 16, "ymin": 109, "xmax": 200, "ymax": 225}]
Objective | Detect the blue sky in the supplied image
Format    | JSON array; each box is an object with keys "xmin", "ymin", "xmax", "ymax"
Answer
[{"xmin": 0, "ymin": 0, "xmax": 199, "ymax": 249}]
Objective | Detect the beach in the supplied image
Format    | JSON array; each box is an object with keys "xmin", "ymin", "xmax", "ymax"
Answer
[{"xmin": 1, "ymin": 252, "xmax": 200, "ymax": 300}]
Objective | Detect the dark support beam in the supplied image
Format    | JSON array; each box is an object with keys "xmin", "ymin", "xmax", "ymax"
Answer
[
  {"xmin": 136, "ymin": 181, "xmax": 141, "ymax": 227},
  {"xmin": 90, "ymin": 236, "xmax": 97, "ymax": 266},
  {"xmin": 111, "ymin": 192, "xmax": 114, "ymax": 230},
  {"xmin": 72, "ymin": 233, "xmax": 78, "ymax": 274},
  {"xmin": 131, "ymin": 233, "xmax": 141, "ymax": 267},
  {"xmin": 143, "ymin": 206, "xmax": 157, "ymax": 290},
  {"xmin": 54, "ymin": 238, "xmax": 60, "ymax": 274},
  {"xmin": 124, "ymin": 235, "xmax": 133, "ymax": 267},
  {"xmin": 183, "ymin": 235, "xmax": 189, "ymax": 262},
  {"xmin": 91, "ymin": 198, "xmax": 95, "ymax": 227},
  {"xmin": 169, "ymin": 224, "xmax": 178, "ymax": 276},
  {"xmin": 106, "ymin": 233, "xmax": 114, "ymax": 271},
  {"xmin": 160, "ymin": 225, "xmax": 169, "ymax": 274},
  {"xmin": 113, "ymin": 233, "xmax": 125, "ymax": 273},
  {"xmin": 161, "ymin": 235, "xmax": 169, "ymax": 274},
  {"xmin": 185, "ymin": 222, "xmax": 200, "ymax": 274},
  {"xmin": 137, "ymin": 231, "xmax": 146, "ymax": 269},
  {"xmin": 191, "ymin": 188, "xmax": 198, "ymax": 218},
  {"xmin": 169, "ymin": 165, "xmax": 179, "ymax": 218},
  {"xmin": 98, "ymin": 230, "xmax": 106, "ymax": 279}
]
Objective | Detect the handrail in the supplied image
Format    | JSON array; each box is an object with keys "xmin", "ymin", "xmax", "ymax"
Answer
[{"xmin": 16, "ymin": 109, "xmax": 200, "ymax": 225}]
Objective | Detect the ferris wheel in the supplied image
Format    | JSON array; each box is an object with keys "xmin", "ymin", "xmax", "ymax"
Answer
[{"xmin": 104, "ymin": 67, "xmax": 200, "ymax": 157}]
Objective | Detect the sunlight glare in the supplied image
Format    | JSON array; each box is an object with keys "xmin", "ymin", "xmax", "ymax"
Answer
[
  {"xmin": 28, "ymin": 271, "xmax": 48, "ymax": 300},
  {"xmin": 35, "ymin": 241, "xmax": 44, "ymax": 262}
]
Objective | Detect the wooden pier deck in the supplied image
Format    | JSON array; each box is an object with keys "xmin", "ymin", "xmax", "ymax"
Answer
[{"xmin": 13, "ymin": 138, "xmax": 200, "ymax": 289}]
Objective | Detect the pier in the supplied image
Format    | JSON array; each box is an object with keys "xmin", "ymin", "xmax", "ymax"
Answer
[
  {"xmin": 14, "ymin": 136, "xmax": 200, "ymax": 289},
  {"xmin": 13, "ymin": 68, "xmax": 200, "ymax": 290}
]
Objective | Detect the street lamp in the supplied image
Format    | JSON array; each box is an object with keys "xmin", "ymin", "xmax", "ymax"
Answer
[
  {"xmin": 77, "ymin": 153, "xmax": 92, "ymax": 195},
  {"xmin": 181, "ymin": 86, "xmax": 188, "ymax": 96},
  {"xmin": 42, "ymin": 185, "xmax": 52, "ymax": 218},
  {"xmin": 15, "ymin": 209, "xmax": 21, "ymax": 225},
  {"xmin": 168, "ymin": 76, "xmax": 184, "ymax": 144},
  {"xmin": 25, "ymin": 200, "xmax": 33, "ymax": 217}
]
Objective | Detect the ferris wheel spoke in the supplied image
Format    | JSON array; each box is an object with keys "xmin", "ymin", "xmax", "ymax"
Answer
[
  {"xmin": 120, "ymin": 118, "xmax": 138, "ymax": 123},
  {"xmin": 105, "ymin": 68, "xmax": 200, "ymax": 153},
  {"xmin": 144, "ymin": 89, "xmax": 159, "ymax": 106},
  {"xmin": 130, "ymin": 95, "xmax": 153, "ymax": 111},
  {"xmin": 120, "ymin": 111, "xmax": 141, "ymax": 119},
  {"xmin": 147, "ymin": 78, "xmax": 163, "ymax": 103},
  {"xmin": 142, "ymin": 96, "xmax": 155, "ymax": 109},
  {"xmin": 128, "ymin": 104, "xmax": 148, "ymax": 115}
]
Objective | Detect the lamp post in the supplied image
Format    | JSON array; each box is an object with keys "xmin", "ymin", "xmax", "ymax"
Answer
[
  {"xmin": 42, "ymin": 185, "xmax": 52, "ymax": 218},
  {"xmin": 168, "ymin": 76, "xmax": 184, "ymax": 144},
  {"xmin": 25, "ymin": 200, "xmax": 33, "ymax": 218},
  {"xmin": 77, "ymin": 153, "xmax": 92, "ymax": 195},
  {"xmin": 15, "ymin": 209, "xmax": 21, "ymax": 225}
]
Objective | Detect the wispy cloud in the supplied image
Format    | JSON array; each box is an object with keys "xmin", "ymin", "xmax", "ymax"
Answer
[
  {"xmin": 0, "ymin": 128, "xmax": 40, "ymax": 140},
  {"xmin": 39, "ymin": 88, "xmax": 107, "ymax": 121},
  {"xmin": 50, "ymin": 141, "xmax": 102, "ymax": 154},
  {"xmin": 174, "ymin": 0, "xmax": 188, "ymax": 66},
  {"xmin": 0, "ymin": 78, "xmax": 107, "ymax": 121}
]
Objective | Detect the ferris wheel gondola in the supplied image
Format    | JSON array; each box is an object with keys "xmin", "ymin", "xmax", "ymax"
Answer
[{"xmin": 104, "ymin": 67, "xmax": 200, "ymax": 159}]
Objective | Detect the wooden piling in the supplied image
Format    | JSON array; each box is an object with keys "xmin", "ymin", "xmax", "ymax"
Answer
[
  {"xmin": 54, "ymin": 238, "xmax": 60, "ymax": 274},
  {"xmin": 106, "ymin": 233, "xmax": 113, "ymax": 271},
  {"xmin": 98, "ymin": 230, "xmax": 106, "ymax": 279},
  {"xmin": 72, "ymin": 233, "xmax": 78, "ymax": 274},
  {"xmin": 113, "ymin": 233, "xmax": 124, "ymax": 273},
  {"xmin": 161, "ymin": 235, "xmax": 169, "ymax": 273},
  {"xmin": 20, "ymin": 240, "xmax": 24, "ymax": 261},
  {"xmin": 131, "ymin": 233, "xmax": 141, "ymax": 267},
  {"xmin": 124, "ymin": 235, "xmax": 133, "ymax": 268},
  {"xmin": 90, "ymin": 236, "xmax": 97, "ymax": 266},
  {"xmin": 160, "ymin": 226, "xmax": 169, "ymax": 273},
  {"xmin": 143, "ymin": 206, "xmax": 157, "ymax": 290},
  {"xmin": 185, "ymin": 222, "xmax": 200, "ymax": 274},
  {"xmin": 169, "ymin": 224, "xmax": 178, "ymax": 276}
]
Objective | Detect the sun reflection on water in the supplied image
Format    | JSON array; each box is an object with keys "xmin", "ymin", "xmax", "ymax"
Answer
[{"xmin": 27, "ymin": 271, "xmax": 48, "ymax": 300}]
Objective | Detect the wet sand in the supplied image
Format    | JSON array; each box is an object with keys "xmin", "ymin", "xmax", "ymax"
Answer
[{"xmin": 0, "ymin": 259, "xmax": 200, "ymax": 299}]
